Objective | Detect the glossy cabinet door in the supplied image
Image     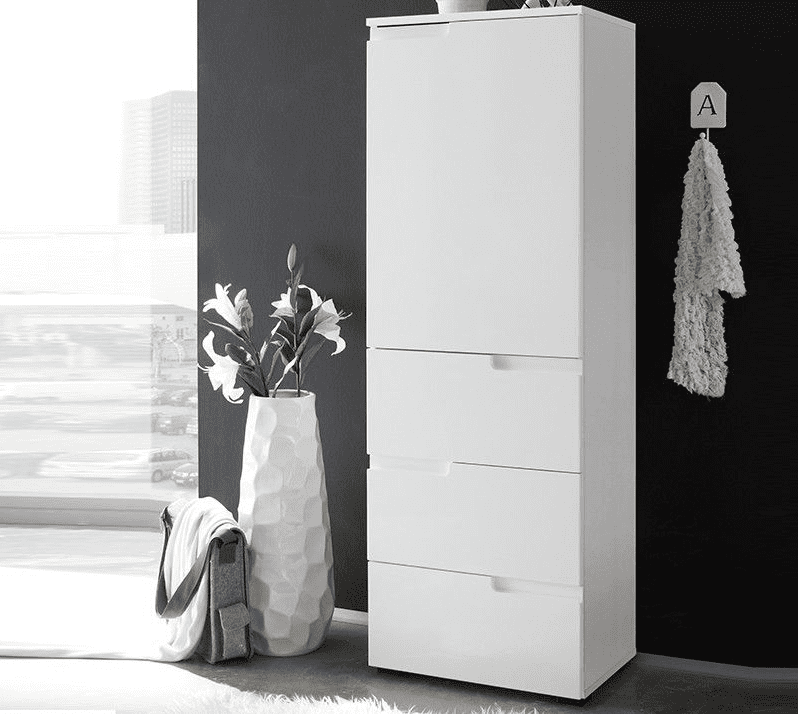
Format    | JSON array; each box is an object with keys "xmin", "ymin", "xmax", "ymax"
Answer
[{"xmin": 367, "ymin": 15, "xmax": 582, "ymax": 357}]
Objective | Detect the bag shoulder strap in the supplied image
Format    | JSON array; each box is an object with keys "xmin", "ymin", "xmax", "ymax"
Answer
[
  {"xmin": 155, "ymin": 505, "xmax": 242, "ymax": 620},
  {"xmin": 155, "ymin": 505, "xmax": 173, "ymax": 616},
  {"xmin": 157, "ymin": 504, "xmax": 213, "ymax": 619}
]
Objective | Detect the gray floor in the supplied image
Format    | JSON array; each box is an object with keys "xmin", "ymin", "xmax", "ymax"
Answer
[
  {"xmin": 175, "ymin": 620, "xmax": 798, "ymax": 714},
  {"xmin": 2, "ymin": 527, "xmax": 795, "ymax": 713}
]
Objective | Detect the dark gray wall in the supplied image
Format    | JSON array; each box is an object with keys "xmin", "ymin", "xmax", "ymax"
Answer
[
  {"xmin": 199, "ymin": 1, "xmax": 797, "ymax": 665},
  {"xmin": 198, "ymin": 1, "xmax": 367, "ymax": 609}
]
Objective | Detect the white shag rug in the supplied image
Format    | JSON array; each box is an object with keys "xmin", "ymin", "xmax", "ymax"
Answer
[{"xmin": 159, "ymin": 689, "xmax": 538, "ymax": 714}]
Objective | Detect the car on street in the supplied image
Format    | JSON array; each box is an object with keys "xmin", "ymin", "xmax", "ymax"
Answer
[
  {"xmin": 154, "ymin": 413, "xmax": 192, "ymax": 435},
  {"xmin": 186, "ymin": 415, "xmax": 198, "ymax": 437},
  {"xmin": 148, "ymin": 449, "xmax": 194, "ymax": 481},
  {"xmin": 171, "ymin": 461, "xmax": 198, "ymax": 488}
]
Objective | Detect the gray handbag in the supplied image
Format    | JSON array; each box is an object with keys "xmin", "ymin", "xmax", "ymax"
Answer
[{"xmin": 155, "ymin": 502, "xmax": 254, "ymax": 663}]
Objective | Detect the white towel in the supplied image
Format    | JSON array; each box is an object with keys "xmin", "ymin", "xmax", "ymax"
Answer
[
  {"xmin": 156, "ymin": 496, "xmax": 240, "ymax": 661},
  {"xmin": 667, "ymin": 135, "xmax": 745, "ymax": 397}
]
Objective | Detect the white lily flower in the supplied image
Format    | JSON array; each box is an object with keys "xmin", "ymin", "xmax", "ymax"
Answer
[
  {"xmin": 203, "ymin": 283, "xmax": 243, "ymax": 331},
  {"xmin": 312, "ymin": 298, "xmax": 347, "ymax": 355},
  {"xmin": 270, "ymin": 292, "xmax": 294, "ymax": 320},
  {"xmin": 198, "ymin": 331, "xmax": 244, "ymax": 404},
  {"xmin": 270, "ymin": 285, "xmax": 323, "ymax": 319}
]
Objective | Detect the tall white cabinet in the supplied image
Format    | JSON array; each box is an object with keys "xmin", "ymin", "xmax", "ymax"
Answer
[{"xmin": 366, "ymin": 6, "xmax": 635, "ymax": 700}]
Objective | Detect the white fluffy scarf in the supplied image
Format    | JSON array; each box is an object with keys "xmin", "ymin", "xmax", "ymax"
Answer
[{"xmin": 667, "ymin": 134, "xmax": 745, "ymax": 397}]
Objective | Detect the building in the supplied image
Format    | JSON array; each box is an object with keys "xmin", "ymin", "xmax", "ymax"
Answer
[
  {"xmin": 119, "ymin": 90, "xmax": 197, "ymax": 234},
  {"xmin": 118, "ymin": 99, "xmax": 153, "ymax": 226}
]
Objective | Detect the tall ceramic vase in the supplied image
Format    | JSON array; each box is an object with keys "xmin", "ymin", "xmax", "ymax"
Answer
[{"xmin": 237, "ymin": 390, "xmax": 335, "ymax": 656}]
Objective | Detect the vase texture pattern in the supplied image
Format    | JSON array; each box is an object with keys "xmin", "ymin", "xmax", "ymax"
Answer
[{"xmin": 237, "ymin": 391, "xmax": 335, "ymax": 656}]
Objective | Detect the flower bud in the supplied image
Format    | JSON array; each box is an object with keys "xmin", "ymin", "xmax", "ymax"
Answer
[
  {"xmin": 234, "ymin": 289, "xmax": 254, "ymax": 334},
  {"xmin": 287, "ymin": 244, "xmax": 297, "ymax": 272}
]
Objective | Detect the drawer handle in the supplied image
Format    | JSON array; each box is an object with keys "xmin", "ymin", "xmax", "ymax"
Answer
[
  {"xmin": 489, "ymin": 355, "xmax": 583, "ymax": 374},
  {"xmin": 490, "ymin": 577, "xmax": 583, "ymax": 602}
]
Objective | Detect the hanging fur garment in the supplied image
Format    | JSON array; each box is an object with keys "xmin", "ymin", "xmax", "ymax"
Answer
[{"xmin": 667, "ymin": 134, "xmax": 745, "ymax": 397}]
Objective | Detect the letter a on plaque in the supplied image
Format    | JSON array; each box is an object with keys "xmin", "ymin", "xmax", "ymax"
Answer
[{"xmin": 691, "ymin": 82, "xmax": 727, "ymax": 129}]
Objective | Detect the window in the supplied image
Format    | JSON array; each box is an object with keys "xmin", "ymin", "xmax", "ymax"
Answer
[{"xmin": 0, "ymin": 0, "xmax": 197, "ymax": 658}]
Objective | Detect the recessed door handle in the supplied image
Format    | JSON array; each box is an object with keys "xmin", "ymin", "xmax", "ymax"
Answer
[
  {"xmin": 490, "ymin": 577, "xmax": 583, "ymax": 601},
  {"xmin": 489, "ymin": 355, "xmax": 583, "ymax": 374}
]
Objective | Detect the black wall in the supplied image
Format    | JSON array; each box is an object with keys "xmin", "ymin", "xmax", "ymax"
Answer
[{"xmin": 199, "ymin": 1, "xmax": 797, "ymax": 666}]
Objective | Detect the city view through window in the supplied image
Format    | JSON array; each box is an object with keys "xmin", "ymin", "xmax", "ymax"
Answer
[{"xmin": 0, "ymin": 1, "xmax": 198, "ymax": 525}]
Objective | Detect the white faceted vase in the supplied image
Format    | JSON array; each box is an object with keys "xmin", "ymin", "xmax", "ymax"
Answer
[
  {"xmin": 237, "ymin": 390, "xmax": 335, "ymax": 656},
  {"xmin": 436, "ymin": 0, "xmax": 488, "ymax": 12}
]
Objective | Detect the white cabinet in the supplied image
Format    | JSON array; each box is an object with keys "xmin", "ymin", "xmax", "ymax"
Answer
[{"xmin": 367, "ymin": 6, "xmax": 635, "ymax": 700}]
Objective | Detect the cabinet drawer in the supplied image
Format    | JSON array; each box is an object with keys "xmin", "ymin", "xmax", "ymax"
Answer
[
  {"xmin": 367, "ymin": 349, "xmax": 581, "ymax": 472},
  {"xmin": 368, "ymin": 561, "xmax": 583, "ymax": 698},
  {"xmin": 368, "ymin": 460, "xmax": 581, "ymax": 585}
]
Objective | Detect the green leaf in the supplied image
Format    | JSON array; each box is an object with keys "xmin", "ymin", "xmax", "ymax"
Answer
[
  {"xmin": 237, "ymin": 366, "xmax": 264, "ymax": 396},
  {"xmin": 203, "ymin": 318, "xmax": 244, "ymax": 341},
  {"xmin": 272, "ymin": 317, "xmax": 295, "ymax": 345},
  {"xmin": 225, "ymin": 343, "xmax": 252, "ymax": 365},
  {"xmin": 294, "ymin": 321, "xmax": 317, "ymax": 362},
  {"xmin": 271, "ymin": 332, "xmax": 295, "ymax": 362},
  {"xmin": 298, "ymin": 304, "xmax": 322, "ymax": 342},
  {"xmin": 272, "ymin": 312, "xmax": 294, "ymax": 328},
  {"xmin": 298, "ymin": 338, "xmax": 325, "ymax": 386},
  {"xmin": 292, "ymin": 263, "xmax": 304, "ymax": 290},
  {"xmin": 263, "ymin": 343, "xmax": 286, "ymax": 395},
  {"xmin": 273, "ymin": 354, "xmax": 298, "ymax": 392},
  {"xmin": 295, "ymin": 286, "xmax": 314, "ymax": 317}
]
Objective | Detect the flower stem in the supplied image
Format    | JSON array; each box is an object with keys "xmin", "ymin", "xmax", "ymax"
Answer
[{"xmin": 242, "ymin": 331, "xmax": 269, "ymax": 397}]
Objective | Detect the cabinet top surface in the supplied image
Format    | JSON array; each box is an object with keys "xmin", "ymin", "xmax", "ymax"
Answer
[{"xmin": 366, "ymin": 6, "xmax": 634, "ymax": 31}]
